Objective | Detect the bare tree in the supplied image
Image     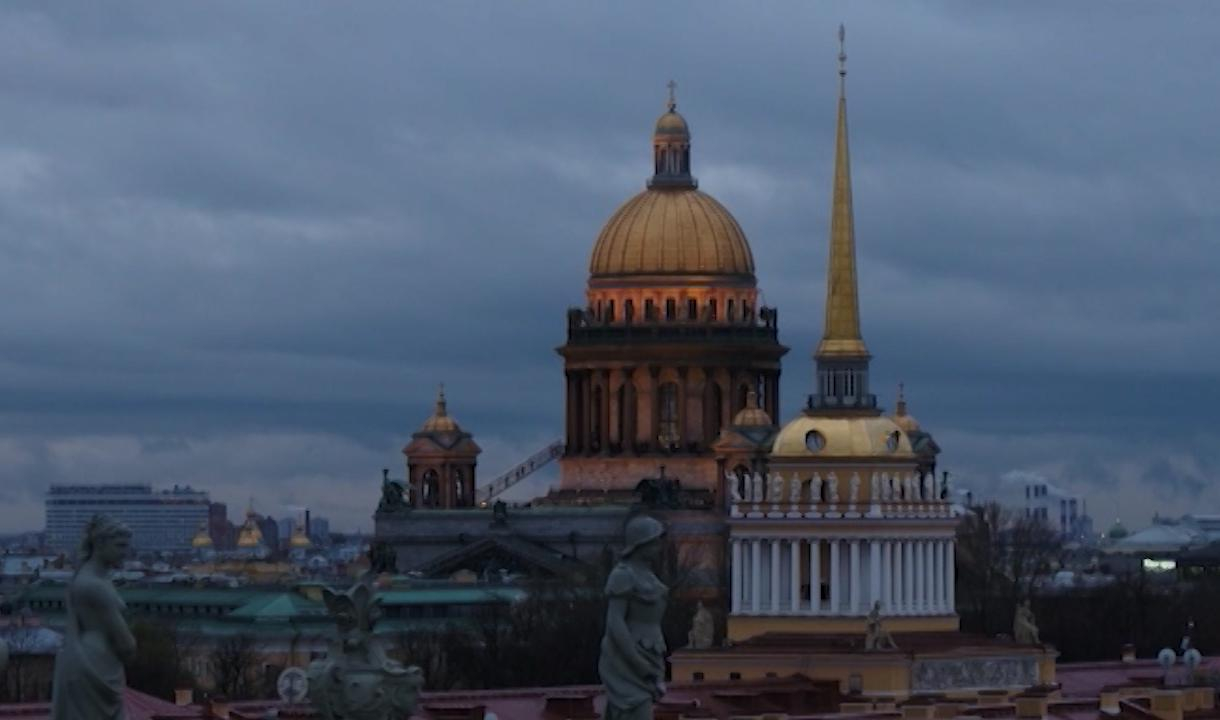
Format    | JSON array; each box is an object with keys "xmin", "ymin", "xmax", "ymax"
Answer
[{"xmin": 209, "ymin": 634, "xmax": 259, "ymax": 699}]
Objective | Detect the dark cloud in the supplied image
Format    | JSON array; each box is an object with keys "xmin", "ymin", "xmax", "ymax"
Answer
[{"xmin": 1, "ymin": 1, "xmax": 1217, "ymax": 531}]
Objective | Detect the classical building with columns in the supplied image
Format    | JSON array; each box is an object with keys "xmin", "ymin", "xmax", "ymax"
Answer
[{"xmin": 670, "ymin": 30, "xmax": 1055, "ymax": 697}]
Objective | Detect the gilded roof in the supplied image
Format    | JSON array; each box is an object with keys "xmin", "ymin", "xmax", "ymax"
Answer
[
  {"xmin": 655, "ymin": 109, "xmax": 689, "ymax": 136},
  {"xmin": 589, "ymin": 188, "xmax": 756, "ymax": 280},
  {"xmin": 731, "ymin": 390, "xmax": 773, "ymax": 428},
  {"xmin": 770, "ymin": 415, "xmax": 914, "ymax": 459},
  {"xmin": 420, "ymin": 385, "xmax": 461, "ymax": 433}
]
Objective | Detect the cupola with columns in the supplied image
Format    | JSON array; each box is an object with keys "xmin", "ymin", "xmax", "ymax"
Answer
[
  {"xmin": 402, "ymin": 385, "xmax": 481, "ymax": 509},
  {"xmin": 557, "ymin": 84, "xmax": 788, "ymax": 496}
]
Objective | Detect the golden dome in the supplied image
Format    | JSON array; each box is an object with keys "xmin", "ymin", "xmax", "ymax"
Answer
[
  {"xmin": 732, "ymin": 390, "xmax": 772, "ymax": 427},
  {"xmin": 654, "ymin": 109, "xmax": 690, "ymax": 137},
  {"xmin": 420, "ymin": 384, "xmax": 461, "ymax": 433},
  {"xmin": 191, "ymin": 522, "xmax": 213, "ymax": 549},
  {"xmin": 289, "ymin": 524, "xmax": 312, "ymax": 549},
  {"xmin": 771, "ymin": 415, "xmax": 914, "ymax": 459},
  {"xmin": 236, "ymin": 510, "xmax": 264, "ymax": 549},
  {"xmin": 589, "ymin": 188, "xmax": 755, "ymax": 280}
]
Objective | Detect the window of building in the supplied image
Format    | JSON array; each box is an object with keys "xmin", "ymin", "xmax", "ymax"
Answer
[
  {"xmin": 687, "ymin": 298, "xmax": 697, "ymax": 320},
  {"xmin": 708, "ymin": 299, "xmax": 717, "ymax": 321},
  {"xmin": 644, "ymin": 299, "xmax": 656, "ymax": 321},
  {"xmin": 606, "ymin": 300, "xmax": 615, "ymax": 323},
  {"xmin": 665, "ymin": 298, "xmax": 676, "ymax": 320},
  {"xmin": 692, "ymin": 672, "xmax": 705, "ymax": 682},
  {"xmin": 729, "ymin": 672, "xmax": 742, "ymax": 681},
  {"xmin": 421, "ymin": 469, "xmax": 439, "ymax": 508},
  {"xmin": 453, "ymin": 469, "xmax": 465, "ymax": 507},
  {"xmin": 727, "ymin": 299, "xmax": 735, "ymax": 321},
  {"xmin": 624, "ymin": 299, "xmax": 634, "ymax": 322},
  {"xmin": 658, "ymin": 382, "xmax": 679, "ymax": 447}
]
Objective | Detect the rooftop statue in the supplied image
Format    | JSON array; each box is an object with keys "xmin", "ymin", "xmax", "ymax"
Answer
[
  {"xmin": 600, "ymin": 515, "xmax": 669, "ymax": 720},
  {"xmin": 376, "ymin": 468, "xmax": 408, "ymax": 514},
  {"xmin": 864, "ymin": 601, "xmax": 898, "ymax": 652},
  {"xmin": 51, "ymin": 514, "xmax": 135, "ymax": 720},
  {"xmin": 308, "ymin": 581, "xmax": 423, "ymax": 719},
  {"xmin": 686, "ymin": 600, "xmax": 714, "ymax": 650},
  {"xmin": 1013, "ymin": 600, "xmax": 1040, "ymax": 645}
]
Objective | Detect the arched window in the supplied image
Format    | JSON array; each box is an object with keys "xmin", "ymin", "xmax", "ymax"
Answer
[
  {"xmin": 733, "ymin": 464, "xmax": 750, "ymax": 500},
  {"xmin": 665, "ymin": 298, "xmax": 676, "ymax": 320},
  {"xmin": 616, "ymin": 384, "xmax": 626, "ymax": 449},
  {"xmin": 710, "ymin": 384, "xmax": 724, "ymax": 439},
  {"xmin": 687, "ymin": 298, "xmax": 697, "ymax": 320},
  {"xmin": 422, "ymin": 469, "xmax": 439, "ymax": 508},
  {"xmin": 657, "ymin": 382, "xmax": 679, "ymax": 447},
  {"xmin": 624, "ymin": 299, "xmax": 634, "ymax": 323},
  {"xmin": 452, "ymin": 468, "xmax": 466, "ymax": 507},
  {"xmin": 644, "ymin": 299, "xmax": 656, "ymax": 321},
  {"xmin": 727, "ymin": 299, "xmax": 735, "ymax": 322},
  {"xmin": 708, "ymin": 299, "xmax": 718, "ymax": 321},
  {"xmin": 606, "ymin": 300, "xmax": 615, "ymax": 323}
]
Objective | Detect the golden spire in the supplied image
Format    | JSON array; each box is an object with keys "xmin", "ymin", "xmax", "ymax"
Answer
[
  {"xmin": 895, "ymin": 382, "xmax": 907, "ymax": 416},
  {"xmin": 667, "ymin": 79, "xmax": 677, "ymax": 112},
  {"xmin": 815, "ymin": 24, "xmax": 869, "ymax": 359},
  {"xmin": 434, "ymin": 383, "xmax": 447, "ymax": 417}
]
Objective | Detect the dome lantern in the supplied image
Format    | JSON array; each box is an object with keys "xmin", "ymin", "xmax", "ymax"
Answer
[{"xmin": 648, "ymin": 81, "xmax": 696, "ymax": 190}]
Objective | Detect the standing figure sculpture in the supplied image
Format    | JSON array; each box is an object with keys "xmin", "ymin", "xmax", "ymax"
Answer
[
  {"xmin": 600, "ymin": 515, "xmax": 669, "ymax": 720},
  {"xmin": 864, "ymin": 601, "xmax": 898, "ymax": 651},
  {"xmin": 51, "ymin": 515, "xmax": 135, "ymax": 720},
  {"xmin": 1013, "ymin": 600, "xmax": 1040, "ymax": 645}
]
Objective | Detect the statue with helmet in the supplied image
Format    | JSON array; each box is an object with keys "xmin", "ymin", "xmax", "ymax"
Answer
[
  {"xmin": 51, "ymin": 515, "xmax": 136, "ymax": 720},
  {"xmin": 599, "ymin": 514, "xmax": 669, "ymax": 719}
]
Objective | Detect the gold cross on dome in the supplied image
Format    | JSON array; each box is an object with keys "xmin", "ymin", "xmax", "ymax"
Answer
[{"xmin": 666, "ymin": 79, "xmax": 677, "ymax": 110}]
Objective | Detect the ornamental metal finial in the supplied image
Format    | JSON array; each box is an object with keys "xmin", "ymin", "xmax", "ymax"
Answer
[
  {"xmin": 666, "ymin": 79, "xmax": 677, "ymax": 111},
  {"xmin": 838, "ymin": 24, "xmax": 847, "ymax": 76}
]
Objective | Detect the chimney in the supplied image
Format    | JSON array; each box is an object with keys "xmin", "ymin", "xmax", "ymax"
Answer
[
  {"xmin": 174, "ymin": 687, "xmax": 194, "ymax": 706},
  {"xmin": 1150, "ymin": 690, "xmax": 1184, "ymax": 720},
  {"xmin": 1121, "ymin": 644, "xmax": 1137, "ymax": 663},
  {"xmin": 1014, "ymin": 693, "xmax": 1049, "ymax": 720},
  {"xmin": 207, "ymin": 696, "xmax": 230, "ymax": 719}
]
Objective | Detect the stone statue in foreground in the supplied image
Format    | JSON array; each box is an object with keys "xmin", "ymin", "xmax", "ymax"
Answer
[
  {"xmin": 864, "ymin": 600, "xmax": 898, "ymax": 651},
  {"xmin": 686, "ymin": 600, "xmax": 714, "ymax": 650},
  {"xmin": 599, "ymin": 515, "xmax": 669, "ymax": 719},
  {"xmin": 51, "ymin": 515, "xmax": 135, "ymax": 720},
  {"xmin": 1013, "ymin": 600, "xmax": 1040, "ymax": 645},
  {"xmin": 308, "ymin": 580, "xmax": 423, "ymax": 719}
]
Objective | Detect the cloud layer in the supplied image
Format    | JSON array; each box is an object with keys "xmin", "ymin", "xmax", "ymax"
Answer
[{"xmin": 1, "ymin": 2, "xmax": 1217, "ymax": 531}]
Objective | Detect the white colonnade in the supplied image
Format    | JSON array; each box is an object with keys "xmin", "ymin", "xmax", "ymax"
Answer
[{"xmin": 729, "ymin": 536, "xmax": 955, "ymax": 617}]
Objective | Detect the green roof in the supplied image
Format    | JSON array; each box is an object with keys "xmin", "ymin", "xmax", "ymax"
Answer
[
  {"xmin": 378, "ymin": 586, "xmax": 525, "ymax": 606},
  {"xmin": 229, "ymin": 592, "xmax": 325, "ymax": 621}
]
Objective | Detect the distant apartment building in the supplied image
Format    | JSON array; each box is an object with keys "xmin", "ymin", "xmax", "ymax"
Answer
[
  {"xmin": 1024, "ymin": 481, "xmax": 1093, "ymax": 542},
  {"xmin": 45, "ymin": 484, "xmax": 210, "ymax": 554}
]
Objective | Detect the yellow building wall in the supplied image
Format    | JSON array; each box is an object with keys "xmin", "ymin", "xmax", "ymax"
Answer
[{"xmin": 727, "ymin": 614, "xmax": 959, "ymax": 642}]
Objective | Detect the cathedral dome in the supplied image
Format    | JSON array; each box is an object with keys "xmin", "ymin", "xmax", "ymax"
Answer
[
  {"xmin": 654, "ymin": 108, "xmax": 690, "ymax": 136},
  {"xmin": 589, "ymin": 188, "xmax": 755, "ymax": 280},
  {"xmin": 420, "ymin": 386, "xmax": 461, "ymax": 433},
  {"xmin": 771, "ymin": 415, "xmax": 914, "ymax": 460},
  {"xmin": 731, "ymin": 390, "xmax": 773, "ymax": 428}
]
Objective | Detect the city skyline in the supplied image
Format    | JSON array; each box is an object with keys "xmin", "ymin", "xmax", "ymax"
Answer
[{"xmin": 1, "ymin": 2, "xmax": 1218, "ymax": 532}]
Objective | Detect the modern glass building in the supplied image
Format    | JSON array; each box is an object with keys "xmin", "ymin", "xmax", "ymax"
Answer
[{"xmin": 45, "ymin": 484, "xmax": 211, "ymax": 554}]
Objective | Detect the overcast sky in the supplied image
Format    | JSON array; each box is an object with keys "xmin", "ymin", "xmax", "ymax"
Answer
[{"xmin": 1, "ymin": 2, "xmax": 1217, "ymax": 533}]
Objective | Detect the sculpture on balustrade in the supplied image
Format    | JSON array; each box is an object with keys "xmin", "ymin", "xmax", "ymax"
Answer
[
  {"xmin": 864, "ymin": 601, "xmax": 898, "ymax": 651},
  {"xmin": 769, "ymin": 473, "xmax": 784, "ymax": 504},
  {"xmin": 751, "ymin": 473, "xmax": 764, "ymax": 503},
  {"xmin": 726, "ymin": 471, "xmax": 744, "ymax": 503},
  {"xmin": 848, "ymin": 474, "xmax": 860, "ymax": 505},
  {"xmin": 811, "ymin": 473, "xmax": 824, "ymax": 503},
  {"xmin": 1013, "ymin": 600, "xmax": 1040, "ymax": 645},
  {"xmin": 827, "ymin": 474, "xmax": 840, "ymax": 504},
  {"xmin": 789, "ymin": 474, "xmax": 803, "ymax": 504},
  {"xmin": 600, "ymin": 515, "xmax": 669, "ymax": 720},
  {"xmin": 51, "ymin": 515, "xmax": 135, "ymax": 720},
  {"xmin": 686, "ymin": 600, "xmax": 714, "ymax": 650},
  {"xmin": 308, "ymin": 581, "xmax": 424, "ymax": 719},
  {"xmin": 376, "ymin": 468, "xmax": 408, "ymax": 514}
]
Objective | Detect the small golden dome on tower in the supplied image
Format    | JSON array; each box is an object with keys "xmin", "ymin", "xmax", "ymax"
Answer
[
  {"xmin": 891, "ymin": 383, "xmax": 921, "ymax": 433},
  {"xmin": 191, "ymin": 521, "xmax": 213, "ymax": 549},
  {"xmin": 289, "ymin": 523, "xmax": 312, "ymax": 550},
  {"xmin": 732, "ymin": 390, "xmax": 773, "ymax": 428},
  {"xmin": 236, "ymin": 506, "xmax": 265, "ymax": 549},
  {"xmin": 420, "ymin": 385, "xmax": 461, "ymax": 433}
]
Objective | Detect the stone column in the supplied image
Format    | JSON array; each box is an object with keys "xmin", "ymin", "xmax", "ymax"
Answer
[
  {"xmin": 809, "ymin": 538, "xmax": 821, "ymax": 615},
  {"xmin": 946, "ymin": 540, "xmax": 956, "ymax": 613},
  {"xmin": 882, "ymin": 540, "xmax": 893, "ymax": 613},
  {"xmin": 902, "ymin": 540, "xmax": 913, "ymax": 615},
  {"xmin": 677, "ymin": 367, "xmax": 689, "ymax": 448},
  {"xmin": 931, "ymin": 540, "xmax": 942, "ymax": 613},
  {"xmin": 914, "ymin": 539, "xmax": 925, "ymax": 615},
  {"xmin": 869, "ymin": 540, "xmax": 881, "ymax": 611},
  {"xmin": 829, "ymin": 539, "xmax": 841, "ymax": 615},
  {"xmin": 770, "ymin": 540, "xmax": 782, "ymax": 615},
  {"xmin": 750, "ymin": 539, "xmax": 762, "ymax": 614},
  {"xmin": 849, "ymin": 540, "xmax": 861, "ymax": 615},
  {"xmin": 600, "ymin": 369, "xmax": 612, "ymax": 452},
  {"xmin": 646, "ymin": 366, "xmax": 660, "ymax": 448},
  {"xmin": 926, "ymin": 541, "xmax": 937, "ymax": 612},
  {"xmin": 890, "ymin": 539, "xmax": 901, "ymax": 614},
  {"xmin": 730, "ymin": 539, "xmax": 743, "ymax": 615},
  {"xmin": 789, "ymin": 539, "xmax": 802, "ymax": 614}
]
